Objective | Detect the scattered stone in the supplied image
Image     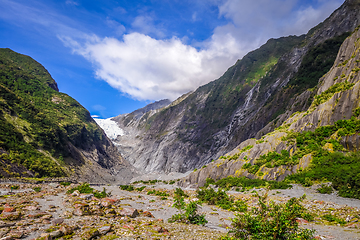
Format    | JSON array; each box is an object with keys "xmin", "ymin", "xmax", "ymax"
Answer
[
  {"xmin": 98, "ymin": 225, "xmax": 111, "ymax": 235},
  {"xmin": 81, "ymin": 228, "xmax": 99, "ymax": 239},
  {"xmin": 24, "ymin": 206, "xmax": 39, "ymax": 211},
  {"xmin": 0, "ymin": 211, "xmax": 21, "ymax": 221},
  {"xmin": 52, "ymin": 218, "xmax": 64, "ymax": 226},
  {"xmin": 72, "ymin": 208, "xmax": 84, "ymax": 216},
  {"xmin": 49, "ymin": 183, "xmax": 59, "ymax": 188},
  {"xmin": 71, "ymin": 190, "xmax": 80, "ymax": 197},
  {"xmin": 80, "ymin": 194, "xmax": 93, "ymax": 200},
  {"xmin": 0, "ymin": 222, "xmax": 15, "ymax": 228},
  {"xmin": 118, "ymin": 208, "xmax": 139, "ymax": 218},
  {"xmin": 59, "ymin": 225, "xmax": 74, "ymax": 235},
  {"xmin": 8, "ymin": 229, "xmax": 24, "ymax": 238},
  {"xmin": 141, "ymin": 210, "xmax": 154, "ymax": 218},
  {"xmin": 49, "ymin": 230, "xmax": 63, "ymax": 238}
]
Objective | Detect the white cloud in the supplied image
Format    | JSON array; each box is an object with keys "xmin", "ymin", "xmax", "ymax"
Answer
[
  {"xmin": 59, "ymin": 0, "xmax": 344, "ymax": 102},
  {"xmin": 60, "ymin": 32, "xmax": 242, "ymax": 101}
]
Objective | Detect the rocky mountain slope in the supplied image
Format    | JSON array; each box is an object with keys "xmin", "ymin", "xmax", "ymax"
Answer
[
  {"xmin": 113, "ymin": 0, "xmax": 360, "ymax": 174},
  {"xmin": 0, "ymin": 48, "xmax": 137, "ymax": 183},
  {"xmin": 180, "ymin": 21, "xmax": 360, "ymax": 189}
]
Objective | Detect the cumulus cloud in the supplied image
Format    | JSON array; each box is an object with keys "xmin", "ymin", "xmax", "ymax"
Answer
[
  {"xmin": 60, "ymin": 32, "xmax": 242, "ymax": 100},
  {"xmin": 60, "ymin": 0, "xmax": 343, "ymax": 101}
]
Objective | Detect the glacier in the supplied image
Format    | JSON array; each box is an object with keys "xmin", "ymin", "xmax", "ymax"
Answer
[{"xmin": 93, "ymin": 117, "xmax": 125, "ymax": 140}]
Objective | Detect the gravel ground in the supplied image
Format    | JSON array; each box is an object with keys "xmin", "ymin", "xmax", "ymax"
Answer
[{"xmin": 0, "ymin": 181, "xmax": 359, "ymax": 239}]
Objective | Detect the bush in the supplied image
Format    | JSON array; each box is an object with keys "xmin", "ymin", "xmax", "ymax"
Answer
[
  {"xmin": 168, "ymin": 196, "xmax": 208, "ymax": 226},
  {"xmin": 119, "ymin": 185, "xmax": 135, "ymax": 191},
  {"xmin": 196, "ymin": 187, "xmax": 248, "ymax": 212},
  {"xmin": 33, "ymin": 187, "xmax": 41, "ymax": 192},
  {"xmin": 317, "ymin": 184, "xmax": 333, "ymax": 194},
  {"xmin": 222, "ymin": 193, "xmax": 315, "ymax": 240},
  {"xmin": 322, "ymin": 214, "xmax": 346, "ymax": 225},
  {"xmin": 60, "ymin": 182, "xmax": 71, "ymax": 186},
  {"xmin": 174, "ymin": 188, "xmax": 188, "ymax": 198},
  {"xmin": 204, "ymin": 176, "xmax": 292, "ymax": 191},
  {"xmin": 67, "ymin": 183, "xmax": 109, "ymax": 198}
]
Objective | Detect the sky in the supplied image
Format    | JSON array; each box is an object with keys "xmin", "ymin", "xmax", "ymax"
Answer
[{"xmin": 0, "ymin": 0, "xmax": 345, "ymax": 119}]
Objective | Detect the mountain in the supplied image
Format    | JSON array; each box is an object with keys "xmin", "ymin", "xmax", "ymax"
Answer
[
  {"xmin": 113, "ymin": 0, "xmax": 360, "ymax": 174},
  {"xmin": 180, "ymin": 23, "xmax": 360, "ymax": 196},
  {"xmin": 0, "ymin": 48, "xmax": 137, "ymax": 183}
]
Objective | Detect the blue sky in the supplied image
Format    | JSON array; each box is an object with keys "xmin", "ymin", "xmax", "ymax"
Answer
[{"xmin": 0, "ymin": 0, "xmax": 344, "ymax": 118}]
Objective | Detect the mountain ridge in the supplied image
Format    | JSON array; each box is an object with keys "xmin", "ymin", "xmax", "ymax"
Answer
[
  {"xmin": 112, "ymin": 0, "xmax": 360, "ymax": 175},
  {"xmin": 0, "ymin": 48, "xmax": 138, "ymax": 183}
]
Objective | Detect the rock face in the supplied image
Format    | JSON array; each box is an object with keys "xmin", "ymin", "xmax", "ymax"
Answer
[
  {"xmin": 113, "ymin": 0, "xmax": 360, "ymax": 174},
  {"xmin": 0, "ymin": 48, "xmax": 137, "ymax": 183},
  {"xmin": 180, "ymin": 20, "xmax": 360, "ymax": 187}
]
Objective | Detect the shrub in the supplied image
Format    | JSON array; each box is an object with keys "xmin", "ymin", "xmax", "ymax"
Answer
[
  {"xmin": 168, "ymin": 196, "xmax": 208, "ymax": 226},
  {"xmin": 222, "ymin": 193, "xmax": 315, "ymax": 239},
  {"xmin": 196, "ymin": 187, "xmax": 248, "ymax": 212},
  {"xmin": 33, "ymin": 187, "xmax": 41, "ymax": 192},
  {"xmin": 119, "ymin": 185, "xmax": 135, "ymax": 191},
  {"xmin": 60, "ymin": 182, "xmax": 71, "ymax": 186},
  {"xmin": 317, "ymin": 184, "xmax": 333, "ymax": 194},
  {"xmin": 322, "ymin": 214, "xmax": 346, "ymax": 225},
  {"xmin": 174, "ymin": 188, "xmax": 188, "ymax": 198},
  {"xmin": 67, "ymin": 183, "xmax": 109, "ymax": 198}
]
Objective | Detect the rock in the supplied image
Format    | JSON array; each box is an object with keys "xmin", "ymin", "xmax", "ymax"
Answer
[
  {"xmin": 0, "ymin": 236, "xmax": 13, "ymax": 240},
  {"xmin": 8, "ymin": 229, "xmax": 24, "ymax": 238},
  {"xmin": 49, "ymin": 183, "xmax": 59, "ymax": 188},
  {"xmin": 154, "ymin": 226, "xmax": 168, "ymax": 233},
  {"xmin": 49, "ymin": 230, "xmax": 63, "ymax": 238},
  {"xmin": 59, "ymin": 225, "xmax": 74, "ymax": 235},
  {"xmin": 0, "ymin": 211, "xmax": 21, "ymax": 221},
  {"xmin": 71, "ymin": 190, "xmax": 80, "ymax": 197},
  {"xmin": 98, "ymin": 225, "xmax": 111, "ymax": 235},
  {"xmin": 0, "ymin": 222, "xmax": 15, "ymax": 228},
  {"xmin": 141, "ymin": 211, "xmax": 154, "ymax": 218},
  {"xmin": 81, "ymin": 228, "xmax": 99, "ymax": 240},
  {"xmin": 26, "ymin": 211, "xmax": 49, "ymax": 219},
  {"xmin": 104, "ymin": 209, "xmax": 116, "ymax": 215},
  {"xmin": 296, "ymin": 218, "xmax": 309, "ymax": 224},
  {"xmin": 52, "ymin": 218, "xmax": 64, "ymax": 226},
  {"xmin": 80, "ymin": 194, "xmax": 94, "ymax": 200},
  {"xmin": 23, "ymin": 206, "xmax": 39, "ymax": 211},
  {"xmin": 73, "ymin": 208, "xmax": 84, "ymax": 216},
  {"xmin": 2, "ymin": 204, "xmax": 15, "ymax": 213},
  {"xmin": 42, "ymin": 219, "xmax": 51, "ymax": 224},
  {"xmin": 100, "ymin": 198, "xmax": 118, "ymax": 208},
  {"xmin": 118, "ymin": 208, "xmax": 139, "ymax": 218},
  {"xmin": 41, "ymin": 214, "xmax": 53, "ymax": 220},
  {"xmin": 40, "ymin": 233, "xmax": 52, "ymax": 240}
]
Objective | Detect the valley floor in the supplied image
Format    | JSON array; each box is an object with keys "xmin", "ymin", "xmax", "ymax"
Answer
[{"xmin": 0, "ymin": 181, "xmax": 359, "ymax": 239}]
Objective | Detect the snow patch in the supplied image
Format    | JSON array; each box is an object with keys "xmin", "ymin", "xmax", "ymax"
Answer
[{"xmin": 94, "ymin": 117, "xmax": 125, "ymax": 139}]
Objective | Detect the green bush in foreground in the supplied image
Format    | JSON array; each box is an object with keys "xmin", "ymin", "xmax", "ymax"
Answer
[
  {"xmin": 168, "ymin": 195, "xmax": 208, "ymax": 226},
  {"xmin": 221, "ymin": 193, "xmax": 315, "ymax": 240}
]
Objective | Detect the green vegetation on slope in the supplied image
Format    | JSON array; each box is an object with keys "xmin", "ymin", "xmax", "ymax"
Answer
[
  {"xmin": 288, "ymin": 32, "xmax": 351, "ymax": 92},
  {"xmin": 0, "ymin": 48, "xmax": 105, "ymax": 177}
]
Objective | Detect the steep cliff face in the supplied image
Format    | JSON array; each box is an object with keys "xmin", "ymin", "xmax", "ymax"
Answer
[
  {"xmin": 114, "ymin": 0, "xmax": 360, "ymax": 174},
  {"xmin": 0, "ymin": 48, "xmax": 137, "ymax": 183},
  {"xmin": 180, "ymin": 24, "xmax": 360, "ymax": 187}
]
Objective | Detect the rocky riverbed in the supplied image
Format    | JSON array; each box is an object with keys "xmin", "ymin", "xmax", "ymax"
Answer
[{"xmin": 0, "ymin": 181, "xmax": 359, "ymax": 239}]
